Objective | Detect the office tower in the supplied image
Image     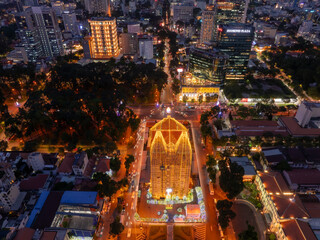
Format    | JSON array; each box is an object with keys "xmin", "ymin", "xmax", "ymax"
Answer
[
  {"xmin": 88, "ymin": 17, "xmax": 120, "ymax": 59},
  {"xmin": 212, "ymin": 0, "xmax": 249, "ymax": 40},
  {"xmin": 189, "ymin": 46, "xmax": 228, "ymax": 84},
  {"xmin": 62, "ymin": 11, "xmax": 80, "ymax": 36},
  {"xmin": 149, "ymin": 116, "xmax": 192, "ymax": 199},
  {"xmin": 15, "ymin": 6, "xmax": 64, "ymax": 62},
  {"xmin": 217, "ymin": 23, "xmax": 254, "ymax": 81},
  {"xmin": 138, "ymin": 37, "xmax": 153, "ymax": 59},
  {"xmin": 119, "ymin": 33, "xmax": 138, "ymax": 55},
  {"xmin": 172, "ymin": 1, "xmax": 194, "ymax": 23},
  {"xmin": 200, "ymin": 5, "xmax": 215, "ymax": 44},
  {"xmin": 84, "ymin": 0, "xmax": 111, "ymax": 16}
]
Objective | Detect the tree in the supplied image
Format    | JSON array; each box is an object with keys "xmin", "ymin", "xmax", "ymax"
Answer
[
  {"xmin": 216, "ymin": 200, "xmax": 236, "ymax": 229},
  {"xmin": 206, "ymin": 155, "xmax": 217, "ymax": 183},
  {"xmin": 105, "ymin": 141, "xmax": 117, "ymax": 154},
  {"xmin": 110, "ymin": 156, "xmax": 121, "ymax": 173},
  {"xmin": 125, "ymin": 154, "xmax": 135, "ymax": 175},
  {"xmin": 274, "ymin": 161, "xmax": 291, "ymax": 171},
  {"xmin": 238, "ymin": 223, "xmax": 258, "ymax": 240},
  {"xmin": 183, "ymin": 95, "xmax": 188, "ymax": 103},
  {"xmin": 0, "ymin": 140, "xmax": 8, "ymax": 151},
  {"xmin": 198, "ymin": 94, "xmax": 203, "ymax": 104},
  {"xmin": 219, "ymin": 160, "xmax": 244, "ymax": 199},
  {"xmin": 109, "ymin": 217, "xmax": 124, "ymax": 236}
]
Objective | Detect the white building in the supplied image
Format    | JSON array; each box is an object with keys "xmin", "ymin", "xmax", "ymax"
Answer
[
  {"xmin": 72, "ymin": 152, "xmax": 89, "ymax": 175},
  {"xmin": 128, "ymin": 22, "xmax": 140, "ymax": 34},
  {"xmin": 0, "ymin": 185, "xmax": 20, "ymax": 212},
  {"xmin": 28, "ymin": 152, "xmax": 45, "ymax": 171},
  {"xmin": 6, "ymin": 47, "xmax": 28, "ymax": 63},
  {"xmin": 295, "ymin": 101, "xmax": 320, "ymax": 127},
  {"xmin": 139, "ymin": 37, "xmax": 153, "ymax": 59}
]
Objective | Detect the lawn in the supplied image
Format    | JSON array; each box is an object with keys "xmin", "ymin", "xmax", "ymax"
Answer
[{"xmin": 240, "ymin": 182, "xmax": 263, "ymax": 209}]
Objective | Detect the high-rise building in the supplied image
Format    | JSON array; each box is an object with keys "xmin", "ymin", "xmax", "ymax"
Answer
[
  {"xmin": 217, "ymin": 23, "xmax": 254, "ymax": 81},
  {"xmin": 119, "ymin": 33, "xmax": 138, "ymax": 55},
  {"xmin": 88, "ymin": 17, "xmax": 120, "ymax": 59},
  {"xmin": 189, "ymin": 46, "xmax": 228, "ymax": 84},
  {"xmin": 15, "ymin": 6, "xmax": 64, "ymax": 62},
  {"xmin": 200, "ymin": 5, "xmax": 215, "ymax": 44},
  {"xmin": 172, "ymin": 1, "xmax": 194, "ymax": 23},
  {"xmin": 212, "ymin": 0, "xmax": 249, "ymax": 40},
  {"xmin": 62, "ymin": 10, "xmax": 80, "ymax": 36},
  {"xmin": 84, "ymin": 0, "xmax": 111, "ymax": 15},
  {"xmin": 138, "ymin": 37, "xmax": 153, "ymax": 59},
  {"xmin": 149, "ymin": 116, "xmax": 192, "ymax": 199}
]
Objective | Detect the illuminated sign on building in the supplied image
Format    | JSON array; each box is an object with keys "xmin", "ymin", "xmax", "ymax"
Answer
[{"xmin": 226, "ymin": 29, "xmax": 251, "ymax": 33}]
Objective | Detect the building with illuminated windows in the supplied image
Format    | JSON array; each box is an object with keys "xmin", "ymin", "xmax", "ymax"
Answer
[
  {"xmin": 189, "ymin": 46, "xmax": 228, "ymax": 84},
  {"xmin": 217, "ymin": 23, "xmax": 254, "ymax": 81},
  {"xmin": 88, "ymin": 17, "xmax": 120, "ymax": 59},
  {"xmin": 200, "ymin": 5, "xmax": 215, "ymax": 44},
  {"xmin": 149, "ymin": 116, "xmax": 192, "ymax": 199},
  {"xmin": 212, "ymin": 0, "xmax": 249, "ymax": 40}
]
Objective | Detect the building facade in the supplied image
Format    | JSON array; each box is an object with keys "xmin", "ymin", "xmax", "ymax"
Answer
[
  {"xmin": 0, "ymin": 184, "xmax": 20, "ymax": 212},
  {"xmin": 88, "ymin": 17, "xmax": 120, "ymax": 59},
  {"xmin": 217, "ymin": 23, "xmax": 254, "ymax": 81},
  {"xmin": 139, "ymin": 37, "xmax": 153, "ymax": 59},
  {"xmin": 200, "ymin": 5, "xmax": 215, "ymax": 44},
  {"xmin": 149, "ymin": 116, "xmax": 192, "ymax": 199},
  {"xmin": 28, "ymin": 152, "xmax": 45, "ymax": 171},
  {"xmin": 189, "ymin": 46, "xmax": 228, "ymax": 84},
  {"xmin": 84, "ymin": 0, "xmax": 111, "ymax": 15},
  {"xmin": 212, "ymin": 0, "xmax": 249, "ymax": 40},
  {"xmin": 119, "ymin": 33, "xmax": 138, "ymax": 55},
  {"xmin": 15, "ymin": 6, "xmax": 64, "ymax": 62}
]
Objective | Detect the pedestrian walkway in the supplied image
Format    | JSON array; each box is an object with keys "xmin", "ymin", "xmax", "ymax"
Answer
[{"xmin": 194, "ymin": 224, "xmax": 206, "ymax": 240}]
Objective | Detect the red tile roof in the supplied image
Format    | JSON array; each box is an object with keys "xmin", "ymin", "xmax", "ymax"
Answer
[
  {"xmin": 40, "ymin": 231, "xmax": 56, "ymax": 240},
  {"xmin": 14, "ymin": 228, "xmax": 35, "ymax": 240},
  {"xmin": 259, "ymin": 171, "xmax": 291, "ymax": 194},
  {"xmin": 231, "ymin": 120, "xmax": 279, "ymax": 127},
  {"xmin": 58, "ymin": 153, "xmax": 75, "ymax": 173},
  {"xmin": 272, "ymin": 195, "xmax": 309, "ymax": 219},
  {"xmin": 284, "ymin": 169, "xmax": 320, "ymax": 185},
  {"xmin": 96, "ymin": 157, "xmax": 110, "ymax": 173},
  {"xmin": 282, "ymin": 219, "xmax": 317, "ymax": 240},
  {"xmin": 20, "ymin": 174, "xmax": 49, "ymax": 191},
  {"xmin": 279, "ymin": 117, "xmax": 320, "ymax": 137}
]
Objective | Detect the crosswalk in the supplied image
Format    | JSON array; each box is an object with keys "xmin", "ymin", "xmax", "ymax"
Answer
[
  {"xmin": 136, "ymin": 232, "xmax": 147, "ymax": 240},
  {"xmin": 194, "ymin": 225, "xmax": 206, "ymax": 240}
]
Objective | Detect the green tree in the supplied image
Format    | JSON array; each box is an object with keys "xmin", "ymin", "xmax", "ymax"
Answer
[
  {"xmin": 238, "ymin": 223, "xmax": 258, "ymax": 240},
  {"xmin": 109, "ymin": 217, "xmax": 124, "ymax": 236},
  {"xmin": 216, "ymin": 200, "xmax": 236, "ymax": 229},
  {"xmin": 110, "ymin": 156, "xmax": 121, "ymax": 173},
  {"xmin": 183, "ymin": 95, "xmax": 188, "ymax": 103},
  {"xmin": 198, "ymin": 94, "xmax": 203, "ymax": 104},
  {"xmin": 124, "ymin": 154, "xmax": 135, "ymax": 175},
  {"xmin": 0, "ymin": 140, "xmax": 8, "ymax": 151},
  {"xmin": 219, "ymin": 160, "xmax": 244, "ymax": 199}
]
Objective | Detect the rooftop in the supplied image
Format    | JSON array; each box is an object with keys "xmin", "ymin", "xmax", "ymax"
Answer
[
  {"xmin": 32, "ymin": 191, "xmax": 64, "ymax": 229},
  {"xmin": 279, "ymin": 117, "xmax": 320, "ymax": 137},
  {"xmin": 229, "ymin": 157, "xmax": 256, "ymax": 176},
  {"xmin": 282, "ymin": 219, "xmax": 317, "ymax": 240},
  {"xmin": 259, "ymin": 171, "xmax": 291, "ymax": 194},
  {"xmin": 283, "ymin": 169, "xmax": 320, "ymax": 185},
  {"xmin": 58, "ymin": 153, "xmax": 75, "ymax": 173},
  {"xmin": 60, "ymin": 191, "xmax": 97, "ymax": 205},
  {"xmin": 14, "ymin": 228, "xmax": 35, "ymax": 240},
  {"xmin": 20, "ymin": 174, "xmax": 49, "ymax": 191},
  {"xmin": 272, "ymin": 194, "xmax": 309, "ymax": 219},
  {"xmin": 40, "ymin": 231, "xmax": 56, "ymax": 240}
]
